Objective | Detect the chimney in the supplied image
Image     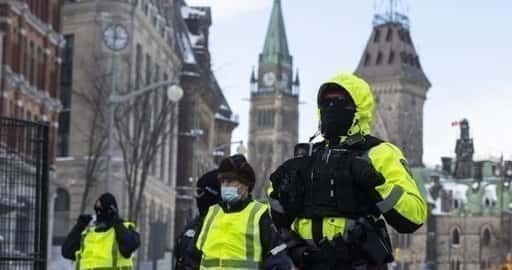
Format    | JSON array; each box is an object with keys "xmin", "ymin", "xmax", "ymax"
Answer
[{"xmin": 441, "ymin": 157, "xmax": 453, "ymax": 175}]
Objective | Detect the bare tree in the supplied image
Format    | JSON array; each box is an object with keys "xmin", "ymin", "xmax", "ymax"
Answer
[
  {"xmin": 72, "ymin": 53, "xmax": 112, "ymax": 212},
  {"xmin": 114, "ymin": 65, "xmax": 179, "ymax": 221}
]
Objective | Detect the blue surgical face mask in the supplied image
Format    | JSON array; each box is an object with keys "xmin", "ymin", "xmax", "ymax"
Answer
[{"xmin": 221, "ymin": 186, "xmax": 241, "ymax": 202}]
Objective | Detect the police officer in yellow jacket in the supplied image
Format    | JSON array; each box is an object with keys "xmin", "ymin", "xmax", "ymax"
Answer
[
  {"xmin": 62, "ymin": 193, "xmax": 140, "ymax": 270},
  {"xmin": 268, "ymin": 73, "xmax": 428, "ymax": 269},
  {"xmin": 195, "ymin": 154, "xmax": 292, "ymax": 270}
]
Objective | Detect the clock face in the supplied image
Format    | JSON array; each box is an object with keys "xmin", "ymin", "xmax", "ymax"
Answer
[
  {"xmin": 263, "ymin": 72, "xmax": 276, "ymax": 87},
  {"xmin": 103, "ymin": 24, "xmax": 129, "ymax": 51}
]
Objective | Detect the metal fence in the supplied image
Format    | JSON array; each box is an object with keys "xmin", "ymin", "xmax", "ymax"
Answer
[{"xmin": 0, "ymin": 117, "xmax": 49, "ymax": 270}]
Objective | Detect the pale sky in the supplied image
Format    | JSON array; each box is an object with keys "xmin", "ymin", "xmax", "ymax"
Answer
[{"xmin": 187, "ymin": 0, "xmax": 512, "ymax": 167}]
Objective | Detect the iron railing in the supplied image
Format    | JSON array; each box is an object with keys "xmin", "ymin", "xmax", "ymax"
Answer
[{"xmin": 0, "ymin": 117, "xmax": 49, "ymax": 270}]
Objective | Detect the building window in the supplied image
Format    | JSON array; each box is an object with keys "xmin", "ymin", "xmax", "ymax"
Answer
[
  {"xmin": 373, "ymin": 29, "xmax": 381, "ymax": 43},
  {"xmin": 364, "ymin": 53, "xmax": 371, "ymax": 66},
  {"xmin": 388, "ymin": 50, "xmax": 395, "ymax": 64},
  {"xmin": 376, "ymin": 51, "xmax": 383, "ymax": 65},
  {"xmin": 481, "ymin": 228, "xmax": 491, "ymax": 247},
  {"xmin": 386, "ymin": 28, "xmax": 393, "ymax": 42},
  {"xmin": 450, "ymin": 259, "xmax": 462, "ymax": 270},
  {"xmin": 58, "ymin": 34, "xmax": 74, "ymax": 157},
  {"xmin": 451, "ymin": 228, "xmax": 461, "ymax": 246},
  {"xmin": 453, "ymin": 199, "xmax": 462, "ymax": 209}
]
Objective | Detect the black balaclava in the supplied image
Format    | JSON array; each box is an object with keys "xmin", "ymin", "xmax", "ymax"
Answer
[
  {"xmin": 94, "ymin": 192, "xmax": 118, "ymax": 227},
  {"xmin": 317, "ymin": 83, "xmax": 356, "ymax": 143},
  {"xmin": 196, "ymin": 170, "xmax": 221, "ymax": 217}
]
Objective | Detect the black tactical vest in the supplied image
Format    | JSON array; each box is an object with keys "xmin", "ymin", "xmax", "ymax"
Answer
[{"xmin": 297, "ymin": 136, "xmax": 383, "ymax": 219}]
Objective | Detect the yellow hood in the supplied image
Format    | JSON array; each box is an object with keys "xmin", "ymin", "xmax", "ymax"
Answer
[{"xmin": 319, "ymin": 73, "xmax": 375, "ymax": 137}]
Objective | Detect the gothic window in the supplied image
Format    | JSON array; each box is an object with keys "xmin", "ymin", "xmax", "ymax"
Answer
[
  {"xmin": 376, "ymin": 51, "xmax": 383, "ymax": 65},
  {"xmin": 364, "ymin": 53, "xmax": 371, "ymax": 66},
  {"xmin": 481, "ymin": 228, "xmax": 491, "ymax": 247},
  {"xmin": 386, "ymin": 28, "xmax": 393, "ymax": 42},
  {"xmin": 373, "ymin": 29, "xmax": 381, "ymax": 43},
  {"xmin": 388, "ymin": 50, "xmax": 395, "ymax": 64},
  {"xmin": 451, "ymin": 228, "xmax": 461, "ymax": 246}
]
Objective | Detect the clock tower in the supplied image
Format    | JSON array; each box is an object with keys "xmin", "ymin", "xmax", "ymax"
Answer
[{"xmin": 248, "ymin": 0, "xmax": 299, "ymax": 197}]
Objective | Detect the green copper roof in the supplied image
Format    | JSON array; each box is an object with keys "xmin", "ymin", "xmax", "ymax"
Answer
[{"xmin": 261, "ymin": 0, "xmax": 291, "ymax": 65}]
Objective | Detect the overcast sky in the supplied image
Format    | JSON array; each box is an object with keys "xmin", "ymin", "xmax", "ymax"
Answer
[{"xmin": 187, "ymin": 0, "xmax": 512, "ymax": 167}]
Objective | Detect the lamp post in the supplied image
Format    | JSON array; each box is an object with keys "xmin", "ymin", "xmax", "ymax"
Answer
[{"xmin": 105, "ymin": 80, "xmax": 183, "ymax": 192}]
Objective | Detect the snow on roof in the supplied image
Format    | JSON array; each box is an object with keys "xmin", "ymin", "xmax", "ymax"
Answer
[
  {"xmin": 181, "ymin": 6, "xmax": 206, "ymax": 19},
  {"xmin": 442, "ymin": 182, "xmax": 469, "ymax": 202},
  {"xmin": 215, "ymin": 113, "xmax": 238, "ymax": 124},
  {"xmin": 483, "ymin": 184, "xmax": 498, "ymax": 201}
]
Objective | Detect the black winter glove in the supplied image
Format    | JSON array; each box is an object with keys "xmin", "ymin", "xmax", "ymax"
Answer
[
  {"xmin": 77, "ymin": 214, "xmax": 92, "ymax": 226},
  {"xmin": 351, "ymin": 157, "xmax": 385, "ymax": 190}
]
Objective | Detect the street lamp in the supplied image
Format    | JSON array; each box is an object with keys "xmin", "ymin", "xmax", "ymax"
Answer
[{"xmin": 105, "ymin": 80, "xmax": 183, "ymax": 191}]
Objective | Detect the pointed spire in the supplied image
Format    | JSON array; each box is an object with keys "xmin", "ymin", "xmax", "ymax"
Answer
[
  {"xmin": 261, "ymin": 0, "xmax": 291, "ymax": 65},
  {"xmin": 250, "ymin": 67, "xmax": 257, "ymax": 83},
  {"xmin": 293, "ymin": 69, "xmax": 300, "ymax": 86}
]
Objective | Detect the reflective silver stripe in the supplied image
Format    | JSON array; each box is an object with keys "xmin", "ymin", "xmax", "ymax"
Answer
[
  {"xmin": 246, "ymin": 202, "xmax": 264, "ymax": 261},
  {"xmin": 268, "ymin": 198, "xmax": 285, "ymax": 213},
  {"xmin": 270, "ymin": 243, "xmax": 287, "ymax": 255},
  {"xmin": 201, "ymin": 258, "xmax": 260, "ymax": 269},
  {"xmin": 198, "ymin": 205, "xmax": 221, "ymax": 251},
  {"xmin": 376, "ymin": 186, "xmax": 404, "ymax": 213}
]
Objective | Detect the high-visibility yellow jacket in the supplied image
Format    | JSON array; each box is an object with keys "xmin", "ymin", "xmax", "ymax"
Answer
[
  {"xmin": 268, "ymin": 73, "xmax": 428, "ymax": 241},
  {"xmin": 196, "ymin": 201, "xmax": 268, "ymax": 269},
  {"xmin": 75, "ymin": 222, "xmax": 135, "ymax": 270}
]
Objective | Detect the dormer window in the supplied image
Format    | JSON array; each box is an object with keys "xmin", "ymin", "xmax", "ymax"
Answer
[{"xmin": 453, "ymin": 199, "xmax": 462, "ymax": 209}]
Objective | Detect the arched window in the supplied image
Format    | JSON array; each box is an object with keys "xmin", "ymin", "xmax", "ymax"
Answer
[
  {"xmin": 452, "ymin": 228, "xmax": 461, "ymax": 246},
  {"xmin": 482, "ymin": 228, "xmax": 491, "ymax": 247}
]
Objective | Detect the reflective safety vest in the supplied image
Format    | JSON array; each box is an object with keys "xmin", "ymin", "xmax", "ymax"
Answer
[
  {"xmin": 75, "ymin": 222, "xmax": 135, "ymax": 270},
  {"xmin": 196, "ymin": 201, "xmax": 268, "ymax": 269}
]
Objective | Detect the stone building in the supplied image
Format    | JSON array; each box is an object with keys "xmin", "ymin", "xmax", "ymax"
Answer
[
  {"xmin": 174, "ymin": 0, "xmax": 239, "ymax": 239},
  {"xmin": 391, "ymin": 120, "xmax": 512, "ymax": 270},
  {"xmin": 52, "ymin": 0, "xmax": 184, "ymax": 268},
  {"xmin": 355, "ymin": 2, "xmax": 431, "ymax": 167},
  {"xmin": 248, "ymin": 0, "xmax": 300, "ymax": 198}
]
